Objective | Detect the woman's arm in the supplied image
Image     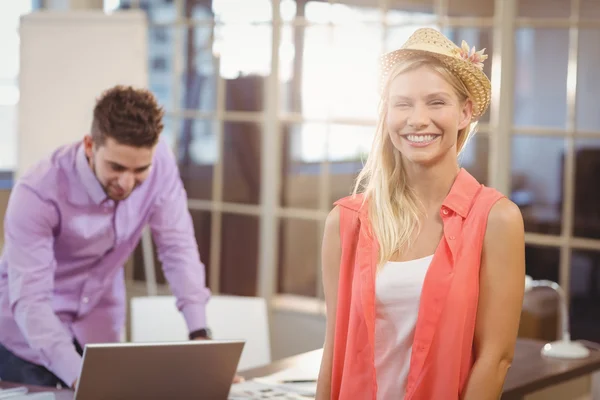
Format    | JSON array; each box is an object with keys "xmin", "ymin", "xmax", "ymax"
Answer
[
  {"xmin": 462, "ymin": 198, "xmax": 526, "ymax": 400},
  {"xmin": 315, "ymin": 206, "xmax": 342, "ymax": 400}
]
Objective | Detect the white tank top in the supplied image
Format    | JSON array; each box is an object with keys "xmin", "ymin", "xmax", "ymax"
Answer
[{"xmin": 374, "ymin": 254, "xmax": 433, "ymax": 400}]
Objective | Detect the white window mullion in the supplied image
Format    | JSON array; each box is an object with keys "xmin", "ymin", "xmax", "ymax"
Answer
[
  {"xmin": 257, "ymin": 0, "xmax": 282, "ymax": 301},
  {"xmin": 488, "ymin": 0, "xmax": 516, "ymax": 196},
  {"xmin": 171, "ymin": 0, "xmax": 184, "ymax": 155},
  {"xmin": 209, "ymin": 52, "xmax": 226, "ymax": 294}
]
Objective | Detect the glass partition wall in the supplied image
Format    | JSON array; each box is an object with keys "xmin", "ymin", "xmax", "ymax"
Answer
[{"xmin": 118, "ymin": 0, "xmax": 600, "ymax": 343}]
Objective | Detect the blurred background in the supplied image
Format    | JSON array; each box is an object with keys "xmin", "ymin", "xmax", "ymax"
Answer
[{"xmin": 0, "ymin": 0, "xmax": 599, "ymax": 360}]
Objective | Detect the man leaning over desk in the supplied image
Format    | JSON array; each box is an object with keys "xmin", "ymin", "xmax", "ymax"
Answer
[{"xmin": 0, "ymin": 85, "xmax": 212, "ymax": 389}]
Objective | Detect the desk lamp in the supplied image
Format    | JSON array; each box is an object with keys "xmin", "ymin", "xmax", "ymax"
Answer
[{"xmin": 525, "ymin": 275, "xmax": 590, "ymax": 359}]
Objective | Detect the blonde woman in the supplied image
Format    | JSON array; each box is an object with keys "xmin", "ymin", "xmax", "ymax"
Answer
[{"xmin": 316, "ymin": 28, "xmax": 525, "ymax": 400}]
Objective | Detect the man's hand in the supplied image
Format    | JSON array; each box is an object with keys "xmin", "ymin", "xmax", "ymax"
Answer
[{"xmin": 192, "ymin": 336, "xmax": 245, "ymax": 383}]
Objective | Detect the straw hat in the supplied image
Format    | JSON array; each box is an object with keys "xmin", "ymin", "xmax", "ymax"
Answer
[{"xmin": 380, "ymin": 28, "xmax": 492, "ymax": 119}]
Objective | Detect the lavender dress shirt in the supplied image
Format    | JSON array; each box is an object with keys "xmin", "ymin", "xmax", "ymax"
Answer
[{"xmin": 0, "ymin": 138, "xmax": 210, "ymax": 386}]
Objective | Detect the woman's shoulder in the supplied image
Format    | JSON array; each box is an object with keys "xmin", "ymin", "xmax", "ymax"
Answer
[
  {"xmin": 486, "ymin": 197, "xmax": 524, "ymax": 236},
  {"xmin": 333, "ymin": 193, "xmax": 368, "ymax": 213},
  {"xmin": 465, "ymin": 184, "xmax": 522, "ymax": 233},
  {"xmin": 326, "ymin": 194, "xmax": 371, "ymax": 242},
  {"xmin": 470, "ymin": 183, "xmax": 506, "ymax": 212},
  {"xmin": 473, "ymin": 187, "xmax": 524, "ymax": 243}
]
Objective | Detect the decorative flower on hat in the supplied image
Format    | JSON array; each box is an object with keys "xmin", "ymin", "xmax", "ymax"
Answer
[{"xmin": 456, "ymin": 40, "xmax": 488, "ymax": 70}]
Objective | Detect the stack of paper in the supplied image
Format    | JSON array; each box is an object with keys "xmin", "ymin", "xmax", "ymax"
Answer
[
  {"xmin": 229, "ymin": 380, "xmax": 312, "ymax": 399},
  {"xmin": 259, "ymin": 364, "xmax": 318, "ymax": 383},
  {"xmin": 0, "ymin": 387, "xmax": 55, "ymax": 400},
  {"xmin": 229, "ymin": 364, "xmax": 318, "ymax": 399}
]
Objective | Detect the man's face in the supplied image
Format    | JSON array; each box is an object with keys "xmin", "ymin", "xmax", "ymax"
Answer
[{"xmin": 84, "ymin": 135, "xmax": 155, "ymax": 201}]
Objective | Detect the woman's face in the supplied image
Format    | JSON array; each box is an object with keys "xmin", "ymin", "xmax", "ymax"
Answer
[{"xmin": 386, "ymin": 65, "xmax": 472, "ymax": 168}]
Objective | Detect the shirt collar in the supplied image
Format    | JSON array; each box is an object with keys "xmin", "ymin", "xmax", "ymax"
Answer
[
  {"xmin": 441, "ymin": 168, "xmax": 483, "ymax": 218},
  {"xmin": 75, "ymin": 143, "xmax": 108, "ymax": 205}
]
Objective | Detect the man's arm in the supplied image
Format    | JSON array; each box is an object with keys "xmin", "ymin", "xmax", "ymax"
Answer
[
  {"xmin": 4, "ymin": 184, "xmax": 82, "ymax": 387},
  {"xmin": 462, "ymin": 198, "xmax": 526, "ymax": 400},
  {"xmin": 148, "ymin": 145, "xmax": 211, "ymax": 335}
]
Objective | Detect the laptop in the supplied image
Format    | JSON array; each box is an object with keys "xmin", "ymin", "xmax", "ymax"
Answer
[{"xmin": 73, "ymin": 340, "xmax": 245, "ymax": 400}]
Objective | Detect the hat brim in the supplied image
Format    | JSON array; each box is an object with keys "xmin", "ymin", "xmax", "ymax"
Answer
[{"xmin": 380, "ymin": 48, "xmax": 491, "ymax": 120}]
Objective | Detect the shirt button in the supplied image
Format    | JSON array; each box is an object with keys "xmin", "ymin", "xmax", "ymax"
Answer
[
  {"xmin": 449, "ymin": 235, "xmax": 456, "ymax": 240},
  {"xmin": 441, "ymin": 207, "xmax": 449, "ymax": 215},
  {"xmin": 82, "ymin": 297, "xmax": 89, "ymax": 304}
]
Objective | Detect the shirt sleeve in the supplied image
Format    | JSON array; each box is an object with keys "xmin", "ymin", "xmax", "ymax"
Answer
[
  {"xmin": 148, "ymin": 143, "xmax": 211, "ymax": 333},
  {"xmin": 4, "ymin": 184, "xmax": 82, "ymax": 386}
]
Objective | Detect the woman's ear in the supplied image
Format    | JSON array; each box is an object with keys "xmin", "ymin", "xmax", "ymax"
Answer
[{"xmin": 458, "ymin": 99, "xmax": 474, "ymax": 130}]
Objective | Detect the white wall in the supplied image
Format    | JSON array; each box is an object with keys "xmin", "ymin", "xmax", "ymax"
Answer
[
  {"xmin": 17, "ymin": 9, "xmax": 148, "ymax": 177},
  {"xmin": 0, "ymin": 105, "xmax": 17, "ymax": 170}
]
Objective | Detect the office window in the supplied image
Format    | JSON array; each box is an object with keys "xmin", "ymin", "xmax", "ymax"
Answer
[
  {"xmin": 0, "ymin": 1, "xmax": 35, "ymax": 172},
  {"xmin": 122, "ymin": 0, "xmax": 600, "ymax": 343},
  {"xmin": 510, "ymin": 0, "xmax": 600, "ymax": 343}
]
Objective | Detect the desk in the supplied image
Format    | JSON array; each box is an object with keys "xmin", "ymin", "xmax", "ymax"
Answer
[
  {"xmin": 241, "ymin": 339, "xmax": 600, "ymax": 400},
  {"xmin": 2, "ymin": 339, "xmax": 599, "ymax": 399},
  {"xmin": 501, "ymin": 339, "xmax": 600, "ymax": 399}
]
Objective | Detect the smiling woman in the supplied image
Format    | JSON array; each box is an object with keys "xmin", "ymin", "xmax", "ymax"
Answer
[{"xmin": 316, "ymin": 28, "xmax": 525, "ymax": 400}]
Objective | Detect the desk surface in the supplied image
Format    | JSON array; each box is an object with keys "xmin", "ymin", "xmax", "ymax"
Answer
[
  {"xmin": 1, "ymin": 339, "xmax": 599, "ymax": 399},
  {"xmin": 502, "ymin": 339, "xmax": 600, "ymax": 399},
  {"xmin": 242, "ymin": 339, "xmax": 600, "ymax": 399}
]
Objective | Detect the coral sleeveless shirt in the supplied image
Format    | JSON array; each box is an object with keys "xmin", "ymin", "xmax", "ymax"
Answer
[{"xmin": 330, "ymin": 168, "xmax": 504, "ymax": 399}]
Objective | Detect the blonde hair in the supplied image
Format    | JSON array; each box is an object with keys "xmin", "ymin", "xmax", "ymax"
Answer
[{"xmin": 353, "ymin": 54, "xmax": 478, "ymax": 268}]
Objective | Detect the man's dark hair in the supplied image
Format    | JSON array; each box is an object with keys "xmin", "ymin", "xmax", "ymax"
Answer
[{"xmin": 91, "ymin": 85, "xmax": 164, "ymax": 147}]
